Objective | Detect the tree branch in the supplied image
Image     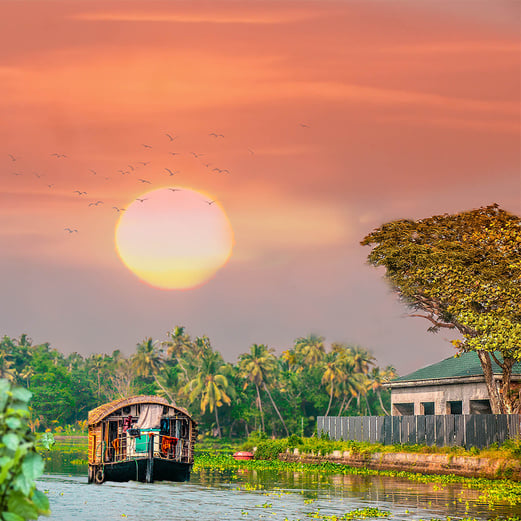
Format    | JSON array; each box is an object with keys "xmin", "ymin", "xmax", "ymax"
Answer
[
  {"xmin": 407, "ymin": 314, "xmax": 456, "ymax": 329},
  {"xmin": 490, "ymin": 351, "xmax": 505, "ymax": 370}
]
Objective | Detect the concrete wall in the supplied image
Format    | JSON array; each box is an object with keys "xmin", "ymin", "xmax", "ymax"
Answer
[{"xmin": 391, "ymin": 381, "xmax": 491, "ymax": 415}]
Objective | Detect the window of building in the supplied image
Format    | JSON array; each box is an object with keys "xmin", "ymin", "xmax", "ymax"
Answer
[
  {"xmin": 446, "ymin": 401, "xmax": 462, "ymax": 414},
  {"xmin": 393, "ymin": 403, "xmax": 414, "ymax": 416},
  {"xmin": 470, "ymin": 399, "xmax": 492, "ymax": 414},
  {"xmin": 421, "ymin": 402, "xmax": 435, "ymax": 415}
]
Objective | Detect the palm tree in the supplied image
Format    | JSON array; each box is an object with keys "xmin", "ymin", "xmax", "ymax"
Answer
[
  {"xmin": 131, "ymin": 338, "xmax": 176, "ymax": 405},
  {"xmin": 164, "ymin": 326, "xmax": 193, "ymax": 382},
  {"xmin": 239, "ymin": 344, "xmax": 289, "ymax": 436},
  {"xmin": 182, "ymin": 349, "xmax": 234, "ymax": 438},
  {"xmin": 321, "ymin": 354, "xmax": 346, "ymax": 417},
  {"xmin": 294, "ymin": 334, "xmax": 326, "ymax": 367},
  {"xmin": 369, "ymin": 366, "xmax": 397, "ymax": 415}
]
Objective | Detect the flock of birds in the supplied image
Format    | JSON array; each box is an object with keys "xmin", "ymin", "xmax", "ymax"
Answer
[{"xmin": 6, "ymin": 125, "xmax": 311, "ymax": 235}]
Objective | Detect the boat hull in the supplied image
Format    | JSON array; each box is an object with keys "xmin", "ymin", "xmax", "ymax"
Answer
[{"xmin": 89, "ymin": 458, "xmax": 192, "ymax": 484}]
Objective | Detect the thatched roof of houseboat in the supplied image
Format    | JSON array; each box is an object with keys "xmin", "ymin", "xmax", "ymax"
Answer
[{"xmin": 88, "ymin": 395, "xmax": 192, "ymax": 425}]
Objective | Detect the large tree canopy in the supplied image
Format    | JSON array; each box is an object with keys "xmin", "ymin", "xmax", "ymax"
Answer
[{"xmin": 361, "ymin": 204, "xmax": 521, "ymax": 413}]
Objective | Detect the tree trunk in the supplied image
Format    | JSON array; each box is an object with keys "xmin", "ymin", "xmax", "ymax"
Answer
[
  {"xmin": 153, "ymin": 373, "xmax": 177, "ymax": 406},
  {"xmin": 215, "ymin": 407, "xmax": 221, "ymax": 438},
  {"xmin": 364, "ymin": 394, "xmax": 372, "ymax": 416},
  {"xmin": 337, "ymin": 395, "xmax": 346, "ymax": 416},
  {"xmin": 256, "ymin": 384, "xmax": 265, "ymax": 432},
  {"xmin": 501, "ymin": 358, "xmax": 515, "ymax": 414},
  {"xmin": 477, "ymin": 350, "xmax": 502, "ymax": 414},
  {"xmin": 377, "ymin": 390, "xmax": 390, "ymax": 415},
  {"xmin": 339, "ymin": 395, "xmax": 354, "ymax": 416},
  {"xmin": 325, "ymin": 383, "xmax": 334, "ymax": 417},
  {"xmin": 262, "ymin": 382, "xmax": 289, "ymax": 436}
]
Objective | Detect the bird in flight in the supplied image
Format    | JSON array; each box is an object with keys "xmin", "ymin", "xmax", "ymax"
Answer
[
  {"xmin": 165, "ymin": 168, "xmax": 178, "ymax": 176},
  {"xmin": 51, "ymin": 153, "xmax": 67, "ymax": 158},
  {"xmin": 138, "ymin": 161, "xmax": 151, "ymax": 166},
  {"xmin": 73, "ymin": 190, "xmax": 87, "ymax": 196},
  {"xmin": 212, "ymin": 168, "xmax": 230, "ymax": 174},
  {"xmin": 168, "ymin": 188, "xmax": 181, "ymax": 192},
  {"xmin": 89, "ymin": 169, "xmax": 97, "ymax": 175},
  {"xmin": 136, "ymin": 198, "xmax": 148, "ymax": 203},
  {"xmin": 47, "ymin": 184, "xmax": 54, "ymax": 189},
  {"xmin": 11, "ymin": 172, "xmax": 22, "ymax": 176},
  {"xmin": 206, "ymin": 200, "xmax": 216, "ymax": 205},
  {"xmin": 138, "ymin": 178, "xmax": 151, "ymax": 184},
  {"xmin": 166, "ymin": 133, "xmax": 177, "ymax": 141},
  {"xmin": 128, "ymin": 165, "xmax": 135, "ymax": 171},
  {"xmin": 112, "ymin": 206, "xmax": 126, "ymax": 212},
  {"xmin": 142, "ymin": 144, "xmax": 152, "ymax": 149},
  {"xmin": 299, "ymin": 123, "xmax": 310, "ymax": 128},
  {"xmin": 248, "ymin": 148, "xmax": 255, "ymax": 155},
  {"xmin": 33, "ymin": 173, "xmax": 43, "ymax": 178},
  {"xmin": 64, "ymin": 228, "xmax": 78, "ymax": 233},
  {"xmin": 169, "ymin": 152, "xmax": 180, "ymax": 156},
  {"xmin": 191, "ymin": 152, "xmax": 203, "ymax": 158},
  {"xmin": 209, "ymin": 133, "xmax": 224, "ymax": 138},
  {"xmin": 88, "ymin": 201, "xmax": 104, "ymax": 207},
  {"xmin": 8, "ymin": 154, "xmax": 16, "ymax": 161}
]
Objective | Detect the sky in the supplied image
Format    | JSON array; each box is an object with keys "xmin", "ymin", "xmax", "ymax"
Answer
[{"xmin": 0, "ymin": 0, "xmax": 519, "ymax": 375}]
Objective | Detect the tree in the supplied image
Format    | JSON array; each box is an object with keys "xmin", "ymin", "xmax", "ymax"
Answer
[
  {"xmin": 321, "ymin": 354, "xmax": 345, "ymax": 417},
  {"xmin": 362, "ymin": 204, "xmax": 521, "ymax": 413},
  {"xmin": 239, "ymin": 344, "xmax": 289, "ymax": 435},
  {"xmin": 164, "ymin": 325, "xmax": 193, "ymax": 383},
  {"xmin": 182, "ymin": 349, "xmax": 233, "ymax": 438},
  {"xmin": 131, "ymin": 338, "xmax": 176, "ymax": 405},
  {"xmin": 294, "ymin": 334, "xmax": 326, "ymax": 367}
]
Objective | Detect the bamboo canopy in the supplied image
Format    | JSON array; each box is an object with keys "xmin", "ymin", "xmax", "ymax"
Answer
[{"xmin": 88, "ymin": 395, "xmax": 191, "ymax": 426}]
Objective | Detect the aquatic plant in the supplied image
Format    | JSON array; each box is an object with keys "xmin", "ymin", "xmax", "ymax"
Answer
[
  {"xmin": 0, "ymin": 379, "xmax": 51, "ymax": 520},
  {"xmin": 193, "ymin": 453, "xmax": 521, "ymax": 507}
]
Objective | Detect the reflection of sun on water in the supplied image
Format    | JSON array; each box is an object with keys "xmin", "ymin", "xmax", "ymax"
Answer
[{"xmin": 115, "ymin": 188, "xmax": 234, "ymax": 290}]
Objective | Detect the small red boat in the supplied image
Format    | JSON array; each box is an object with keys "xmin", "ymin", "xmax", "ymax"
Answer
[{"xmin": 233, "ymin": 451, "xmax": 254, "ymax": 461}]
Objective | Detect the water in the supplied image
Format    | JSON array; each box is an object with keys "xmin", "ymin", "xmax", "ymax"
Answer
[{"xmin": 37, "ymin": 449, "xmax": 521, "ymax": 520}]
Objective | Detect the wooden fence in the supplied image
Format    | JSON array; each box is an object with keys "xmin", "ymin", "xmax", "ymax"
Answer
[{"xmin": 317, "ymin": 414, "xmax": 521, "ymax": 449}]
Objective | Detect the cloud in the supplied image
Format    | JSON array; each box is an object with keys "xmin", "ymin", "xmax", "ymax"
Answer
[{"xmin": 71, "ymin": 10, "xmax": 315, "ymax": 25}]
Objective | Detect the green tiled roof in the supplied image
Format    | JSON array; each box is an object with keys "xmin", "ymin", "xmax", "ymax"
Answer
[{"xmin": 395, "ymin": 351, "xmax": 521, "ymax": 382}]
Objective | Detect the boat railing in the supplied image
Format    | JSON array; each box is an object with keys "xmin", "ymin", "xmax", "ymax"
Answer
[{"xmin": 103, "ymin": 433, "xmax": 190, "ymax": 464}]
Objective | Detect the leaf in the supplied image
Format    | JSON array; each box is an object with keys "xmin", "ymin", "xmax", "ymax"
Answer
[
  {"xmin": 2, "ymin": 433, "xmax": 20, "ymax": 452},
  {"xmin": 21, "ymin": 453, "xmax": 44, "ymax": 481},
  {"xmin": 0, "ymin": 380, "xmax": 10, "ymax": 410},
  {"xmin": 30, "ymin": 490, "xmax": 50, "ymax": 515},
  {"xmin": 7, "ymin": 492, "xmax": 39, "ymax": 520},
  {"xmin": 10, "ymin": 388, "xmax": 32, "ymax": 404},
  {"xmin": 2, "ymin": 513, "xmax": 25, "ymax": 521},
  {"xmin": 5, "ymin": 417, "xmax": 22, "ymax": 430}
]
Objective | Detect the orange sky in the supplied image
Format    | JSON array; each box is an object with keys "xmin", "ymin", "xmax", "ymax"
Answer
[{"xmin": 0, "ymin": 0, "xmax": 519, "ymax": 372}]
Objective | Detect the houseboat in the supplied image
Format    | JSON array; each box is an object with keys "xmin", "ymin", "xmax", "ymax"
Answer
[{"xmin": 88, "ymin": 395, "xmax": 197, "ymax": 484}]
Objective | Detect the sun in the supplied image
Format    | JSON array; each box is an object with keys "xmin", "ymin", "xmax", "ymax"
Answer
[{"xmin": 115, "ymin": 188, "xmax": 234, "ymax": 290}]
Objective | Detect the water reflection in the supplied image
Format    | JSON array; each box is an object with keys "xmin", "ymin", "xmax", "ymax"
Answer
[{"xmin": 38, "ymin": 449, "xmax": 520, "ymax": 521}]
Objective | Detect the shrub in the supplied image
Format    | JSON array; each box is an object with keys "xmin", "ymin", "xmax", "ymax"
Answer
[{"xmin": 0, "ymin": 379, "xmax": 51, "ymax": 520}]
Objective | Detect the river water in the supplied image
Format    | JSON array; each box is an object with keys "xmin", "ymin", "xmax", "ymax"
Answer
[{"xmin": 37, "ymin": 448, "xmax": 521, "ymax": 520}]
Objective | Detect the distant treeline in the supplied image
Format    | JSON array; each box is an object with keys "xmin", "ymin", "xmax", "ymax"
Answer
[{"xmin": 0, "ymin": 329, "xmax": 396, "ymax": 438}]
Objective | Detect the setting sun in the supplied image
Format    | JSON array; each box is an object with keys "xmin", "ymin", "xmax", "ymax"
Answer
[{"xmin": 115, "ymin": 188, "xmax": 234, "ymax": 289}]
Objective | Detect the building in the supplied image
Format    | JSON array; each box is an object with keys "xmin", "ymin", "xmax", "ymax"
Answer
[{"xmin": 389, "ymin": 351, "xmax": 521, "ymax": 415}]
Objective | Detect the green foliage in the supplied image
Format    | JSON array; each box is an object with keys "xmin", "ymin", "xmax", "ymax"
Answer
[
  {"xmin": 254, "ymin": 439, "xmax": 288, "ymax": 460},
  {"xmin": 0, "ymin": 379, "xmax": 50, "ymax": 520},
  {"xmin": 362, "ymin": 204, "xmax": 521, "ymax": 413},
  {"xmin": 0, "ymin": 327, "xmax": 392, "ymax": 440}
]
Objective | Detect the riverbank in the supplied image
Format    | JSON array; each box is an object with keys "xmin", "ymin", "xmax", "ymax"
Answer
[{"xmin": 279, "ymin": 450, "xmax": 521, "ymax": 481}]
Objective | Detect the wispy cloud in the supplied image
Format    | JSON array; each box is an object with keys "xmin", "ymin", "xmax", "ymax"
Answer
[{"xmin": 71, "ymin": 10, "xmax": 315, "ymax": 24}]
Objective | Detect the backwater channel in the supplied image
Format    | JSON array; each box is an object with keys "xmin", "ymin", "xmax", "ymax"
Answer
[{"xmin": 38, "ymin": 446, "xmax": 521, "ymax": 520}]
